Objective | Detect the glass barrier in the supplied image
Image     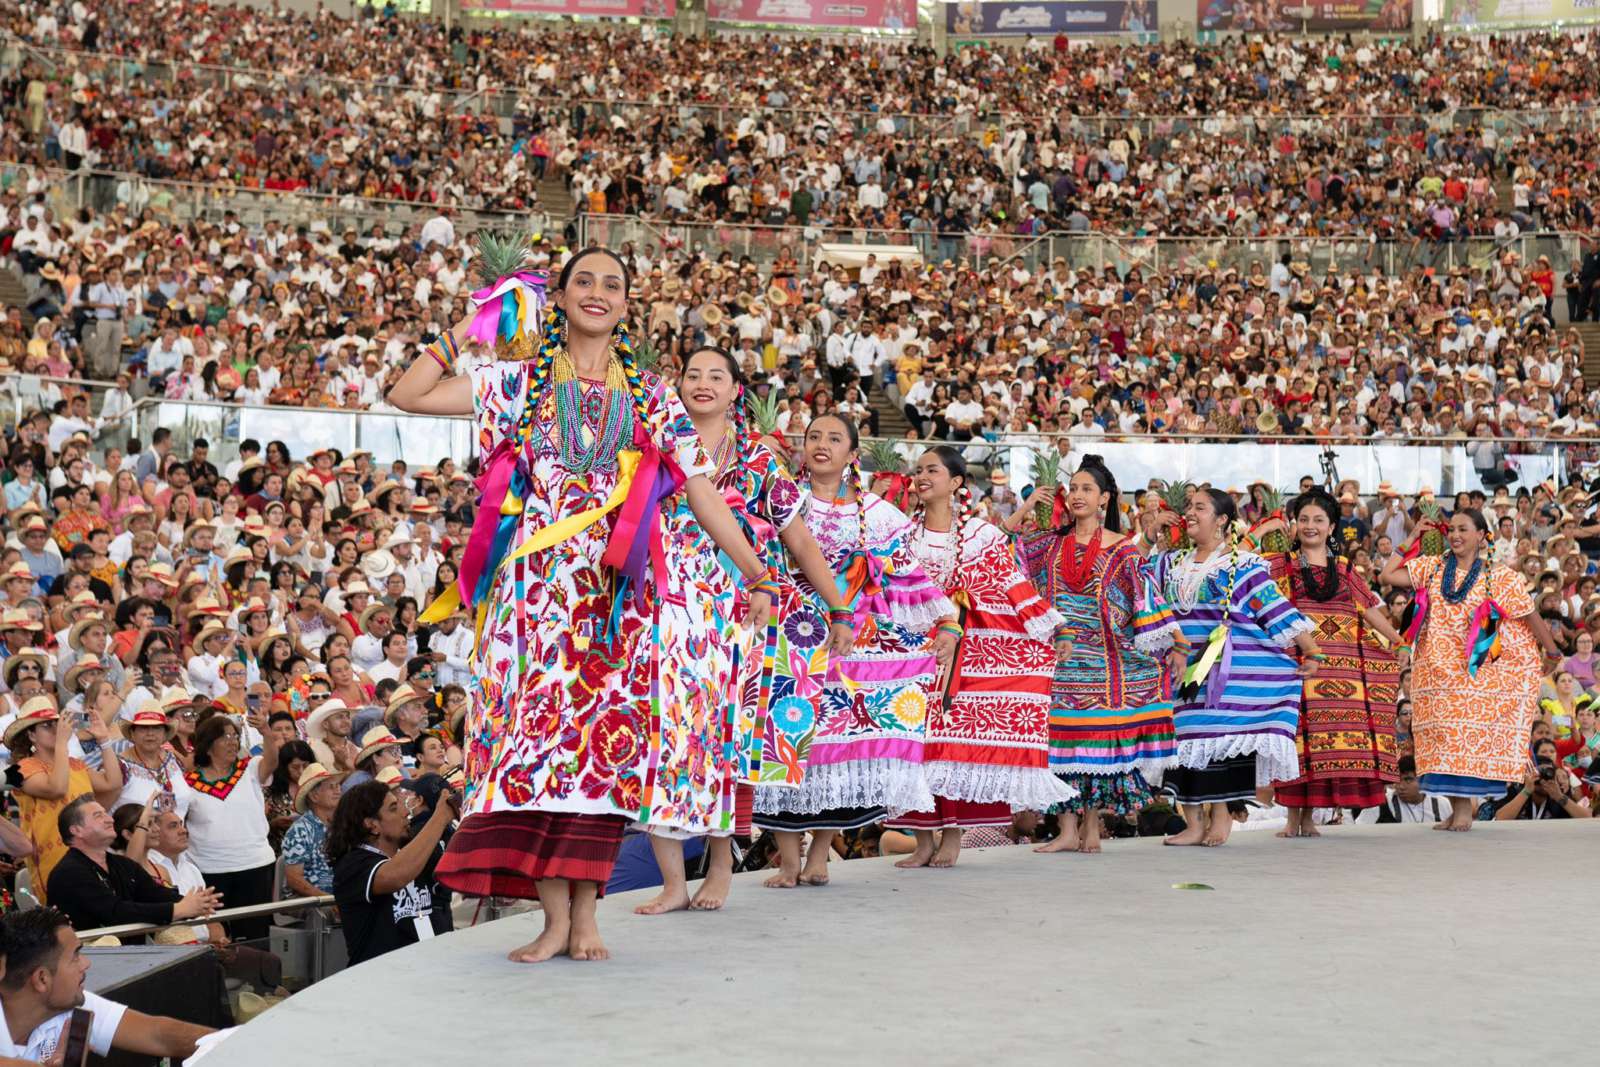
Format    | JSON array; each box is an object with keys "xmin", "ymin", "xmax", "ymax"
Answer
[{"xmin": 122, "ymin": 401, "xmax": 1594, "ymax": 499}]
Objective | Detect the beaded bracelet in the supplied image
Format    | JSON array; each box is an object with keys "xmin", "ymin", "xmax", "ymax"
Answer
[
  {"xmin": 427, "ymin": 331, "xmax": 461, "ymax": 375},
  {"xmin": 1307, "ymin": 651, "xmax": 1328, "ymax": 662},
  {"xmin": 828, "ymin": 607, "xmax": 853, "ymax": 625}
]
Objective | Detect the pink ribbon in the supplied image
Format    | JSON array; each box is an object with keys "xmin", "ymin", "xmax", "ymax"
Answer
[
  {"xmin": 465, "ymin": 271, "xmax": 546, "ymax": 346},
  {"xmin": 601, "ymin": 440, "xmax": 685, "ymax": 605},
  {"xmin": 457, "ymin": 440, "xmax": 519, "ymax": 607}
]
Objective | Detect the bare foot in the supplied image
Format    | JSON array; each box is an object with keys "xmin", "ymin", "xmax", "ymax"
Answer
[
  {"xmin": 690, "ymin": 868, "xmax": 732, "ymax": 911},
  {"xmin": 1300, "ymin": 823, "xmax": 1321, "ymax": 837},
  {"xmin": 508, "ymin": 924, "xmax": 570, "ymax": 964},
  {"xmin": 632, "ymin": 884, "xmax": 690, "ymax": 915},
  {"xmin": 798, "ymin": 857, "xmax": 830, "ymax": 886},
  {"xmin": 1163, "ymin": 824, "xmax": 1206, "ymax": 846},
  {"xmin": 568, "ymin": 921, "xmax": 609, "ymax": 962},
  {"xmin": 1275, "ymin": 826, "xmax": 1301, "ymax": 838},
  {"xmin": 1202, "ymin": 818, "xmax": 1233, "ymax": 847},
  {"xmin": 895, "ymin": 847, "xmax": 935, "ymax": 869},
  {"xmin": 930, "ymin": 835, "xmax": 962, "ymax": 867},
  {"xmin": 1033, "ymin": 832, "xmax": 1080, "ymax": 853},
  {"xmin": 763, "ymin": 864, "xmax": 800, "ymax": 889},
  {"xmin": 1449, "ymin": 819, "xmax": 1473, "ymax": 832},
  {"xmin": 1432, "ymin": 816, "xmax": 1455, "ymax": 831}
]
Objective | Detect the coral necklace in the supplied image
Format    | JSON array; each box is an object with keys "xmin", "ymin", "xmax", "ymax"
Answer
[{"xmin": 1060, "ymin": 526, "xmax": 1103, "ymax": 593}]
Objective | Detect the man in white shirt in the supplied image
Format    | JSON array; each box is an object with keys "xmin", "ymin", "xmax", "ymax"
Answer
[
  {"xmin": 418, "ymin": 211, "xmax": 455, "ymax": 250},
  {"xmin": 430, "ymin": 611, "xmax": 474, "ymax": 690},
  {"xmin": 0, "ymin": 908, "xmax": 213, "ymax": 1062}
]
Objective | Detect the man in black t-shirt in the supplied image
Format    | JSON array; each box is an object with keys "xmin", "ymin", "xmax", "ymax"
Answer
[
  {"xmin": 1334, "ymin": 492, "xmax": 1370, "ymax": 553},
  {"xmin": 329, "ymin": 780, "xmax": 458, "ymax": 966}
]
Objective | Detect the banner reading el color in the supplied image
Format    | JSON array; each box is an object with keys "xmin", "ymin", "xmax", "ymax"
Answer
[
  {"xmin": 945, "ymin": 1, "xmax": 1159, "ymax": 35},
  {"xmin": 462, "ymin": 0, "xmax": 676, "ymax": 15},
  {"xmin": 1197, "ymin": 0, "xmax": 1410, "ymax": 29}
]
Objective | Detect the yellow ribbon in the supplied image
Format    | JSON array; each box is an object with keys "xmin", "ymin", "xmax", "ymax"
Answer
[
  {"xmin": 1183, "ymin": 623, "xmax": 1228, "ymax": 690},
  {"xmin": 419, "ymin": 450, "xmax": 641, "ymax": 633}
]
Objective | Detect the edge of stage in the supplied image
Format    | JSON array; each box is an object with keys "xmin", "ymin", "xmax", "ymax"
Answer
[{"xmin": 201, "ymin": 821, "xmax": 1591, "ymax": 1066}]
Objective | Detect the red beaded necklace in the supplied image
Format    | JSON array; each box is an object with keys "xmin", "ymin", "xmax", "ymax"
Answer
[{"xmin": 1059, "ymin": 526, "xmax": 1104, "ymax": 593}]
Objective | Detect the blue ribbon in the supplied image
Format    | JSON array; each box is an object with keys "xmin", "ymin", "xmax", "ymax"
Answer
[{"xmin": 475, "ymin": 465, "xmax": 529, "ymax": 607}]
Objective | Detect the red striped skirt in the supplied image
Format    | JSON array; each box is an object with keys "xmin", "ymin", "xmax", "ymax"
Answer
[
  {"xmin": 436, "ymin": 811, "xmax": 627, "ymax": 899},
  {"xmin": 886, "ymin": 797, "xmax": 1011, "ymax": 831}
]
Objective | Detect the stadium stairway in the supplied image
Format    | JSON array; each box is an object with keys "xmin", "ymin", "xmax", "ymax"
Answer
[
  {"xmin": 871, "ymin": 389, "xmax": 911, "ymax": 439},
  {"xmin": 0, "ymin": 266, "xmax": 30, "ymax": 324},
  {"xmin": 537, "ymin": 178, "xmax": 574, "ymax": 230},
  {"xmin": 1577, "ymin": 321, "xmax": 1600, "ymax": 386}
]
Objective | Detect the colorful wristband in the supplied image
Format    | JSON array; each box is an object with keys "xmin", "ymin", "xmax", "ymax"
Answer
[
  {"xmin": 936, "ymin": 622, "xmax": 964, "ymax": 639},
  {"xmin": 427, "ymin": 331, "xmax": 460, "ymax": 375},
  {"xmin": 828, "ymin": 607, "xmax": 853, "ymax": 625}
]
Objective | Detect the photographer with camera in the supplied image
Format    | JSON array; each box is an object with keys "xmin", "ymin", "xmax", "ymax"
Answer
[{"xmin": 1492, "ymin": 737, "xmax": 1591, "ymax": 820}]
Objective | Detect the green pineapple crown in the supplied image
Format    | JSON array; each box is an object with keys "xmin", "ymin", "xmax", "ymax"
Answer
[
  {"xmin": 472, "ymin": 232, "xmax": 533, "ymax": 289},
  {"xmin": 748, "ymin": 390, "xmax": 782, "ymax": 436},
  {"xmin": 1029, "ymin": 449, "xmax": 1061, "ymax": 490},
  {"xmin": 863, "ymin": 439, "xmax": 903, "ymax": 475},
  {"xmin": 1158, "ymin": 479, "xmax": 1193, "ymax": 511}
]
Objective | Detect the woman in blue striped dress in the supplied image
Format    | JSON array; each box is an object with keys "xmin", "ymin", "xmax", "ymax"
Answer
[{"xmin": 1148, "ymin": 487, "xmax": 1324, "ymax": 847}]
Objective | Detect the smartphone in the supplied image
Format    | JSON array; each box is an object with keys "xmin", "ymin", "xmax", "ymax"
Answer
[
  {"xmin": 141, "ymin": 670, "xmax": 155, "ymax": 689},
  {"xmin": 246, "ymin": 693, "xmax": 263, "ymax": 714},
  {"xmin": 153, "ymin": 791, "xmax": 175, "ymax": 815},
  {"xmin": 61, "ymin": 1008, "xmax": 93, "ymax": 1067}
]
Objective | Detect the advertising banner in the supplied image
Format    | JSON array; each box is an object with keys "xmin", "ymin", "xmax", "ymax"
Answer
[
  {"xmin": 462, "ymin": 0, "xmax": 676, "ymax": 16},
  {"xmin": 1195, "ymin": 0, "xmax": 1410, "ymax": 30},
  {"xmin": 945, "ymin": 0, "xmax": 1158, "ymax": 35},
  {"xmin": 1445, "ymin": 0, "xmax": 1600, "ymax": 25},
  {"xmin": 706, "ymin": 0, "xmax": 917, "ymax": 28}
]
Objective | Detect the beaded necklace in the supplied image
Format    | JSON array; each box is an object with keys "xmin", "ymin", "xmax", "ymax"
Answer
[
  {"xmin": 1440, "ymin": 552, "xmax": 1483, "ymax": 605},
  {"xmin": 1059, "ymin": 526, "xmax": 1103, "ymax": 594},
  {"xmin": 549, "ymin": 347, "xmax": 634, "ymax": 473}
]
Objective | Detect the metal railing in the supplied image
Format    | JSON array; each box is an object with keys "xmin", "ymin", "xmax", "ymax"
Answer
[
  {"xmin": 576, "ymin": 214, "xmax": 1588, "ymax": 272},
  {"xmin": 33, "ymin": 167, "xmax": 551, "ymax": 240},
  {"xmin": 74, "ymin": 894, "xmax": 335, "ymax": 943},
  {"xmin": 11, "ymin": 33, "xmax": 1600, "ymax": 139}
]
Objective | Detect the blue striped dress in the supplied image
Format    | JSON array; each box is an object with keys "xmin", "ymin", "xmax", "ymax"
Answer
[{"xmin": 1148, "ymin": 549, "xmax": 1314, "ymax": 801}]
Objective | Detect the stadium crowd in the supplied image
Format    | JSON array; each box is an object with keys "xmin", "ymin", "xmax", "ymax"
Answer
[
  {"xmin": 0, "ymin": 5, "xmax": 1596, "ymax": 1043},
  {"xmin": 2, "ymin": 6, "xmax": 1600, "ymax": 239}
]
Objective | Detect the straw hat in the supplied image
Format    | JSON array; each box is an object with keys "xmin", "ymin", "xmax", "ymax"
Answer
[
  {"xmin": 3, "ymin": 697, "xmax": 58, "ymax": 748},
  {"xmin": 192, "ymin": 597, "xmax": 229, "ymax": 618},
  {"xmin": 1, "ymin": 650, "xmax": 49, "ymax": 690},
  {"xmin": 67, "ymin": 614, "xmax": 109, "ymax": 652},
  {"xmin": 383, "ymin": 684, "xmax": 424, "ymax": 730},
  {"xmin": 1376, "ymin": 481, "xmax": 1399, "ymax": 499},
  {"xmin": 1, "ymin": 609, "xmax": 43, "ymax": 633},
  {"xmin": 356, "ymin": 725, "xmax": 406, "ymax": 764},
  {"xmin": 700, "ymin": 303, "xmax": 725, "ymax": 327},
  {"xmin": 293, "ymin": 763, "xmax": 349, "ymax": 812},
  {"xmin": 381, "ymin": 530, "xmax": 413, "ymax": 550},
  {"xmin": 361, "ymin": 549, "xmax": 396, "ymax": 582},
  {"xmin": 63, "ymin": 654, "xmax": 107, "ymax": 691},
  {"xmin": 223, "ymin": 548, "xmax": 254, "ymax": 572},
  {"xmin": 119, "ymin": 702, "xmax": 176, "ymax": 741},
  {"xmin": 3, "ymin": 562, "xmax": 32, "ymax": 584},
  {"xmin": 766, "ymin": 285, "xmax": 790, "ymax": 307},
  {"xmin": 305, "ymin": 697, "xmax": 351, "ymax": 739},
  {"xmin": 373, "ymin": 765, "xmax": 405, "ymax": 786},
  {"xmin": 144, "ymin": 562, "xmax": 179, "ymax": 588},
  {"xmin": 358, "ymin": 603, "xmax": 393, "ymax": 632},
  {"xmin": 193, "ymin": 622, "xmax": 228, "ymax": 650},
  {"xmin": 63, "ymin": 592, "xmax": 101, "ymax": 621}
]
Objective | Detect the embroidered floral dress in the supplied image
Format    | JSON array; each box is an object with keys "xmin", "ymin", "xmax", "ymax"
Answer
[
  {"xmin": 753, "ymin": 493, "xmax": 955, "ymax": 826},
  {"xmin": 904, "ymin": 519, "xmax": 1074, "ymax": 812},
  {"xmin": 462, "ymin": 363, "xmax": 722, "ymax": 833},
  {"xmin": 714, "ymin": 443, "xmax": 824, "ymax": 791}
]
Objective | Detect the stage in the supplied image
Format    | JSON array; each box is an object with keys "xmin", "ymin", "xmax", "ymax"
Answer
[{"xmin": 201, "ymin": 821, "xmax": 1592, "ymax": 1065}]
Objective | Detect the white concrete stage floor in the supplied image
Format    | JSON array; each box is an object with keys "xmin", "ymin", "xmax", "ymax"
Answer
[{"xmin": 205, "ymin": 821, "xmax": 1592, "ymax": 1066}]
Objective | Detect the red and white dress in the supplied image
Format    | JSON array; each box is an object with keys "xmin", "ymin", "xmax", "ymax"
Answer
[{"xmin": 889, "ymin": 518, "xmax": 1075, "ymax": 829}]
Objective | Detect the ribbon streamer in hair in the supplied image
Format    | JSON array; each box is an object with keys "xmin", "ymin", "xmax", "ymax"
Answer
[{"xmin": 1465, "ymin": 597, "xmax": 1504, "ymax": 677}]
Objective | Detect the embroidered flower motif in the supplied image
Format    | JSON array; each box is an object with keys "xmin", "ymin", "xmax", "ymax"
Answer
[{"xmin": 783, "ymin": 607, "xmax": 826, "ymax": 650}]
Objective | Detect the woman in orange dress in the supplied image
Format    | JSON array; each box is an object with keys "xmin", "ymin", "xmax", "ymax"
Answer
[{"xmin": 1380, "ymin": 508, "xmax": 1560, "ymax": 832}]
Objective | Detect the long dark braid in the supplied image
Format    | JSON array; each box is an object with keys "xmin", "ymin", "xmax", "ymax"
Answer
[{"xmin": 612, "ymin": 319, "xmax": 652, "ymax": 439}]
